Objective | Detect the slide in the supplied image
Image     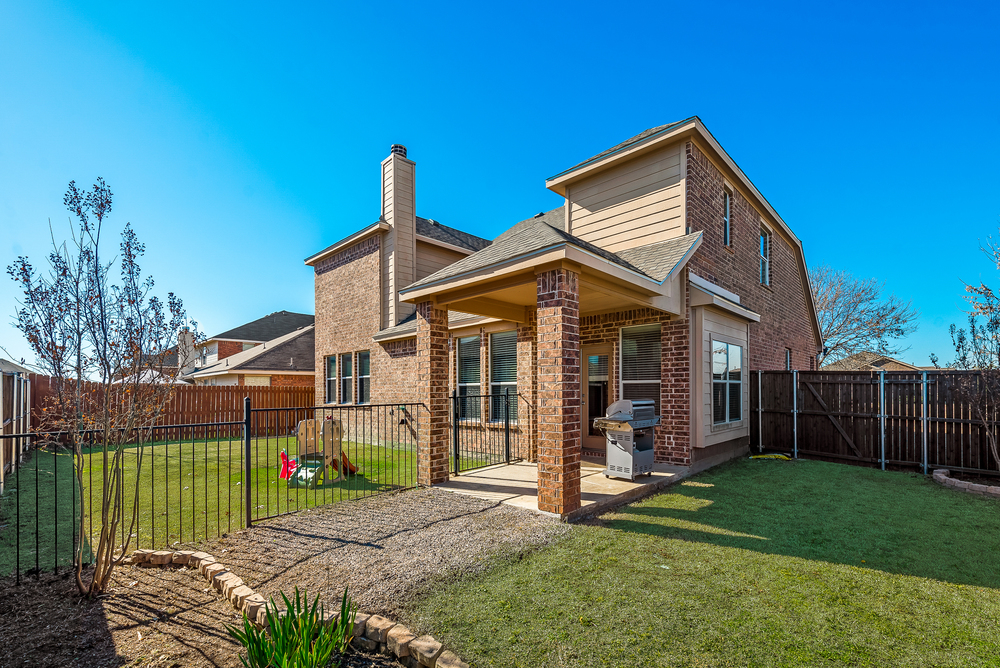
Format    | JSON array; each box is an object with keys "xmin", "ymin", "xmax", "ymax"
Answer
[{"xmin": 334, "ymin": 452, "xmax": 358, "ymax": 475}]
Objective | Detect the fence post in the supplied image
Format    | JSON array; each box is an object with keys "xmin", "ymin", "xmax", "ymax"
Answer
[
  {"xmin": 921, "ymin": 371, "xmax": 928, "ymax": 475},
  {"xmin": 504, "ymin": 387, "xmax": 511, "ymax": 463},
  {"xmin": 452, "ymin": 390, "xmax": 460, "ymax": 477},
  {"xmin": 757, "ymin": 371, "xmax": 763, "ymax": 453},
  {"xmin": 792, "ymin": 370, "xmax": 798, "ymax": 459},
  {"xmin": 879, "ymin": 370, "xmax": 886, "ymax": 471},
  {"xmin": 243, "ymin": 396, "xmax": 252, "ymax": 528}
]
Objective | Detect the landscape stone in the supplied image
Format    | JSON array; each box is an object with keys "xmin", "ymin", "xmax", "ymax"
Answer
[
  {"xmin": 132, "ymin": 549, "xmax": 156, "ymax": 564},
  {"xmin": 172, "ymin": 550, "xmax": 195, "ymax": 565},
  {"xmin": 198, "ymin": 557, "xmax": 219, "ymax": 576},
  {"xmin": 212, "ymin": 570, "xmax": 237, "ymax": 592},
  {"xmin": 229, "ymin": 585, "xmax": 254, "ymax": 609},
  {"xmin": 222, "ymin": 576, "xmax": 245, "ymax": 598},
  {"xmin": 243, "ymin": 593, "xmax": 267, "ymax": 620},
  {"xmin": 351, "ymin": 613, "xmax": 371, "ymax": 645},
  {"xmin": 365, "ymin": 615, "xmax": 396, "ymax": 643},
  {"xmin": 150, "ymin": 550, "xmax": 173, "ymax": 565},
  {"xmin": 410, "ymin": 635, "xmax": 444, "ymax": 667},
  {"xmin": 435, "ymin": 650, "xmax": 469, "ymax": 668},
  {"xmin": 204, "ymin": 562, "xmax": 226, "ymax": 581},
  {"xmin": 386, "ymin": 625, "xmax": 417, "ymax": 657},
  {"xmin": 359, "ymin": 637, "xmax": 378, "ymax": 651}
]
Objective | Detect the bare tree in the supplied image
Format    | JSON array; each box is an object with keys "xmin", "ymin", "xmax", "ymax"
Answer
[
  {"xmin": 8, "ymin": 179, "xmax": 198, "ymax": 596},
  {"xmin": 931, "ymin": 237, "xmax": 1000, "ymax": 470},
  {"xmin": 809, "ymin": 265, "xmax": 919, "ymax": 366}
]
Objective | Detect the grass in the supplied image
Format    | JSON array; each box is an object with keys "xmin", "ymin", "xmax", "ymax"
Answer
[
  {"xmin": 0, "ymin": 435, "xmax": 417, "ymax": 575},
  {"xmin": 411, "ymin": 458, "xmax": 1000, "ymax": 667}
]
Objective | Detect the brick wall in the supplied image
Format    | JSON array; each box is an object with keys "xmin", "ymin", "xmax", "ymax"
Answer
[
  {"xmin": 685, "ymin": 142, "xmax": 818, "ymax": 371},
  {"xmin": 217, "ymin": 341, "xmax": 244, "ymax": 360},
  {"xmin": 313, "ymin": 234, "xmax": 419, "ymax": 407},
  {"xmin": 270, "ymin": 374, "xmax": 313, "ymax": 388},
  {"xmin": 416, "ymin": 301, "xmax": 449, "ymax": 486},
  {"xmin": 579, "ymin": 301, "xmax": 691, "ymax": 466}
]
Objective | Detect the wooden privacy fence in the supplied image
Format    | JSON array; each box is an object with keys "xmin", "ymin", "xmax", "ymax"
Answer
[
  {"xmin": 750, "ymin": 370, "xmax": 1000, "ymax": 477},
  {"xmin": 28, "ymin": 374, "xmax": 314, "ymax": 438}
]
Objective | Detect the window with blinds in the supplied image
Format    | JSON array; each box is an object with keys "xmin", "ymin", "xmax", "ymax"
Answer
[
  {"xmin": 339, "ymin": 352, "xmax": 352, "ymax": 404},
  {"xmin": 357, "ymin": 351, "xmax": 371, "ymax": 404},
  {"xmin": 760, "ymin": 228, "xmax": 771, "ymax": 286},
  {"xmin": 490, "ymin": 330, "xmax": 518, "ymax": 421},
  {"xmin": 621, "ymin": 324, "xmax": 661, "ymax": 413},
  {"xmin": 723, "ymin": 189, "xmax": 732, "ymax": 247},
  {"xmin": 712, "ymin": 341, "xmax": 742, "ymax": 425},
  {"xmin": 325, "ymin": 356, "xmax": 336, "ymax": 404},
  {"xmin": 457, "ymin": 335, "xmax": 481, "ymax": 419}
]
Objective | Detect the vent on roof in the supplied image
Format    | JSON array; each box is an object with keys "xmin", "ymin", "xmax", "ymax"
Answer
[
  {"xmin": 533, "ymin": 212, "xmax": 545, "ymax": 218},
  {"xmin": 427, "ymin": 218, "xmax": 440, "ymax": 226},
  {"xmin": 390, "ymin": 144, "xmax": 407, "ymax": 158}
]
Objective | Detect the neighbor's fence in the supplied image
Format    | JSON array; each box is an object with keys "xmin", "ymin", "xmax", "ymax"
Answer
[
  {"xmin": 0, "ymin": 399, "xmax": 422, "ymax": 583},
  {"xmin": 750, "ymin": 370, "xmax": 1000, "ymax": 477},
  {"xmin": 1, "ymin": 371, "xmax": 30, "ymax": 494}
]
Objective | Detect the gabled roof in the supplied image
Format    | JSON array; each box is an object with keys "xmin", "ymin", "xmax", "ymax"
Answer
[
  {"xmin": 0, "ymin": 358, "xmax": 33, "ymax": 375},
  {"xmin": 209, "ymin": 311, "xmax": 314, "ymax": 343},
  {"xmin": 548, "ymin": 117, "xmax": 697, "ymax": 182},
  {"xmin": 188, "ymin": 326, "xmax": 314, "ymax": 377},
  {"xmin": 416, "ymin": 217, "xmax": 491, "ymax": 252},
  {"xmin": 371, "ymin": 311, "xmax": 493, "ymax": 342},
  {"xmin": 401, "ymin": 207, "xmax": 701, "ymax": 294}
]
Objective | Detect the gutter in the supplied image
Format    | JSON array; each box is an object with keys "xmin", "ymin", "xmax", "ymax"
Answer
[{"xmin": 304, "ymin": 222, "xmax": 389, "ymax": 266}]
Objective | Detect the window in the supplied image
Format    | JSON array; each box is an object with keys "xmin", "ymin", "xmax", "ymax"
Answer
[
  {"xmin": 723, "ymin": 189, "xmax": 732, "ymax": 247},
  {"xmin": 242, "ymin": 342, "xmax": 257, "ymax": 352},
  {"xmin": 325, "ymin": 356, "xmax": 337, "ymax": 404},
  {"xmin": 457, "ymin": 336, "xmax": 481, "ymax": 419},
  {"xmin": 621, "ymin": 324, "xmax": 661, "ymax": 414},
  {"xmin": 785, "ymin": 348, "xmax": 792, "ymax": 371},
  {"xmin": 760, "ymin": 228, "xmax": 771, "ymax": 286},
  {"xmin": 712, "ymin": 341, "xmax": 742, "ymax": 425},
  {"xmin": 339, "ymin": 353, "xmax": 352, "ymax": 404},
  {"xmin": 357, "ymin": 351, "xmax": 371, "ymax": 404},
  {"xmin": 490, "ymin": 330, "xmax": 518, "ymax": 421}
]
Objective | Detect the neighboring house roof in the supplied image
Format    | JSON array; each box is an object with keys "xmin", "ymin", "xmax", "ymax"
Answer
[
  {"xmin": 0, "ymin": 358, "xmax": 33, "ymax": 375},
  {"xmin": 371, "ymin": 311, "xmax": 492, "ymax": 342},
  {"xmin": 112, "ymin": 370, "xmax": 191, "ymax": 385},
  {"xmin": 822, "ymin": 352, "xmax": 920, "ymax": 372},
  {"xmin": 402, "ymin": 207, "xmax": 701, "ymax": 294},
  {"xmin": 209, "ymin": 311, "xmax": 314, "ymax": 343},
  {"xmin": 187, "ymin": 326, "xmax": 314, "ymax": 378}
]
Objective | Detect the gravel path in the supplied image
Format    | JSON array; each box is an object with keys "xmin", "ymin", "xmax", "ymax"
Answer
[{"xmin": 199, "ymin": 488, "xmax": 570, "ymax": 619}]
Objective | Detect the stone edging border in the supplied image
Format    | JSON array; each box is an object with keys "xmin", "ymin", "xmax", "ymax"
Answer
[
  {"xmin": 932, "ymin": 469, "xmax": 1000, "ymax": 499},
  {"xmin": 125, "ymin": 549, "xmax": 469, "ymax": 668}
]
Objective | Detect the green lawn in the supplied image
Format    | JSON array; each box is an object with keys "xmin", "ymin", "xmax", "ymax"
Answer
[
  {"xmin": 410, "ymin": 459, "xmax": 1000, "ymax": 667},
  {"xmin": 0, "ymin": 435, "xmax": 417, "ymax": 575}
]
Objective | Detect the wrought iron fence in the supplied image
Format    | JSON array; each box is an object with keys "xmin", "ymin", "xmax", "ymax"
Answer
[
  {"xmin": 451, "ymin": 390, "xmax": 531, "ymax": 474},
  {"xmin": 0, "ymin": 400, "xmax": 422, "ymax": 583}
]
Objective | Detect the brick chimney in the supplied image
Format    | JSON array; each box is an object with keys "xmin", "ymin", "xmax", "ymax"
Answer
[{"xmin": 382, "ymin": 144, "xmax": 416, "ymax": 326}]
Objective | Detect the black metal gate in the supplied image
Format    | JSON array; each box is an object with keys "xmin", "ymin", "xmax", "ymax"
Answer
[{"xmin": 451, "ymin": 389, "xmax": 522, "ymax": 474}]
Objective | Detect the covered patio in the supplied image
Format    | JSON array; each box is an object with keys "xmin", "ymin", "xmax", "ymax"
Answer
[{"xmin": 399, "ymin": 210, "xmax": 702, "ymax": 518}]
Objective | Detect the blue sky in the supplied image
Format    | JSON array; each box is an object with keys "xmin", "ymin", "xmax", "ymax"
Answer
[{"xmin": 1, "ymin": 0, "xmax": 998, "ymax": 368}]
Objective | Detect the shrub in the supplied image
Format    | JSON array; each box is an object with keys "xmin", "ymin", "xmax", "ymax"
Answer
[{"xmin": 228, "ymin": 587, "xmax": 357, "ymax": 668}]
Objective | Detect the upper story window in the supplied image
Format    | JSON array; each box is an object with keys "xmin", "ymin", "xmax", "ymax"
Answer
[
  {"xmin": 723, "ymin": 189, "xmax": 732, "ymax": 247},
  {"xmin": 357, "ymin": 351, "xmax": 371, "ymax": 404},
  {"xmin": 760, "ymin": 228, "xmax": 771, "ymax": 286},
  {"xmin": 712, "ymin": 341, "xmax": 743, "ymax": 425},
  {"xmin": 621, "ymin": 324, "xmax": 661, "ymax": 414},
  {"xmin": 489, "ymin": 330, "xmax": 518, "ymax": 421},
  {"xmin": 339, "ymin": 352, "xmax": 352, "ymax": 404},
  {"xmin": 325, "ymin": 356, "xmax": 337, "ymax": 404},
  {"xmin": 457, "ymin": 336, "xmax": 481, "ymax": 419},
  {"xmin": 785, "ymin": 348, "xmax": 792, "ymax": 371}
]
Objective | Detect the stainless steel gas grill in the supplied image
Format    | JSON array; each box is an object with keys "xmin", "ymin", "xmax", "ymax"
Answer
[{"xmin": 592, "ymin": 399, "xmax": 659, "ymax": 481}]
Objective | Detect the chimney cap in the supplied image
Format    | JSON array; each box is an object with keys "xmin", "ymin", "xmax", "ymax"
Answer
[{"xmin": 390, "ymin": 144, "xmax": 407, "ymax": 158}]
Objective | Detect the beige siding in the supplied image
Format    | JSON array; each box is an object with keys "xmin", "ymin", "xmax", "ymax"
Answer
[
  {"xmin": 694, "ymin": 307, "xmax": 749, "ymax": 448},
  {"xmin": 568, "ymin": 143, "xmax": 684, "ymax": 252},
  {"xmin": 382, "ymin": 154, "xmax": 417, "ymax": 326},
  {"xmin": 415, "ymin": 240, "xmax": 464, "ymax": 281}
]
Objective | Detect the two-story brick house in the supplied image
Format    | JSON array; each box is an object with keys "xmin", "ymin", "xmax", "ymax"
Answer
[{"xmin": 307, "ymin": 118, "xmax": 822, "ymax": 516}]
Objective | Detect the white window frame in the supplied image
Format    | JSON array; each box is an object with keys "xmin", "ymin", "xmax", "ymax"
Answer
[
  {"xmin": 711, "ymin": 338, "xmax": 743, "ymax": 426},
  {"xmin": 324, "ymin": 355, "xmax": 337, "ymax": 404},
  {"xmin": 357, "ymin": 351, "xmax": 371, "ymax": 405},
  {"xmin": 785, "ymin": 348, "xmax": 792, "ymax": 371},
  {"xmin": 619, "ymin": 324, "xmax": 662, "ymax": 413},
  {"xmin": 723, "ymin": 188, "xmax": 732, "ymax": 247},
  {"xmin": 457, "ymin": 335, "xmax": 481, "ymax": 420},
  {"xmin": 489, "ymin": 330, "xmax": 518, "ymax": 422},
  {"xmin": 760, "ymin": 227, "xmax": 771, "ymax": 286},
  {"xmin": 339, "ymin": 352, "xmax": 353, "ymax": 405}
]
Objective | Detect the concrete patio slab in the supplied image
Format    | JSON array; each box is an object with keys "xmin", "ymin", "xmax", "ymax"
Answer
[{"xmin": 435, "ymin": 461, "xmax": 690, "ymax": 520}]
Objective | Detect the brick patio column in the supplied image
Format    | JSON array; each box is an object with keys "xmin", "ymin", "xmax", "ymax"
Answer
[
  {"xmin": 536, "ymin": 268, "xmax": 581, "ymax": 515},
  {"xmin": 416, "ymin": 300, "xmax": 449, "ymax": 486}
]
